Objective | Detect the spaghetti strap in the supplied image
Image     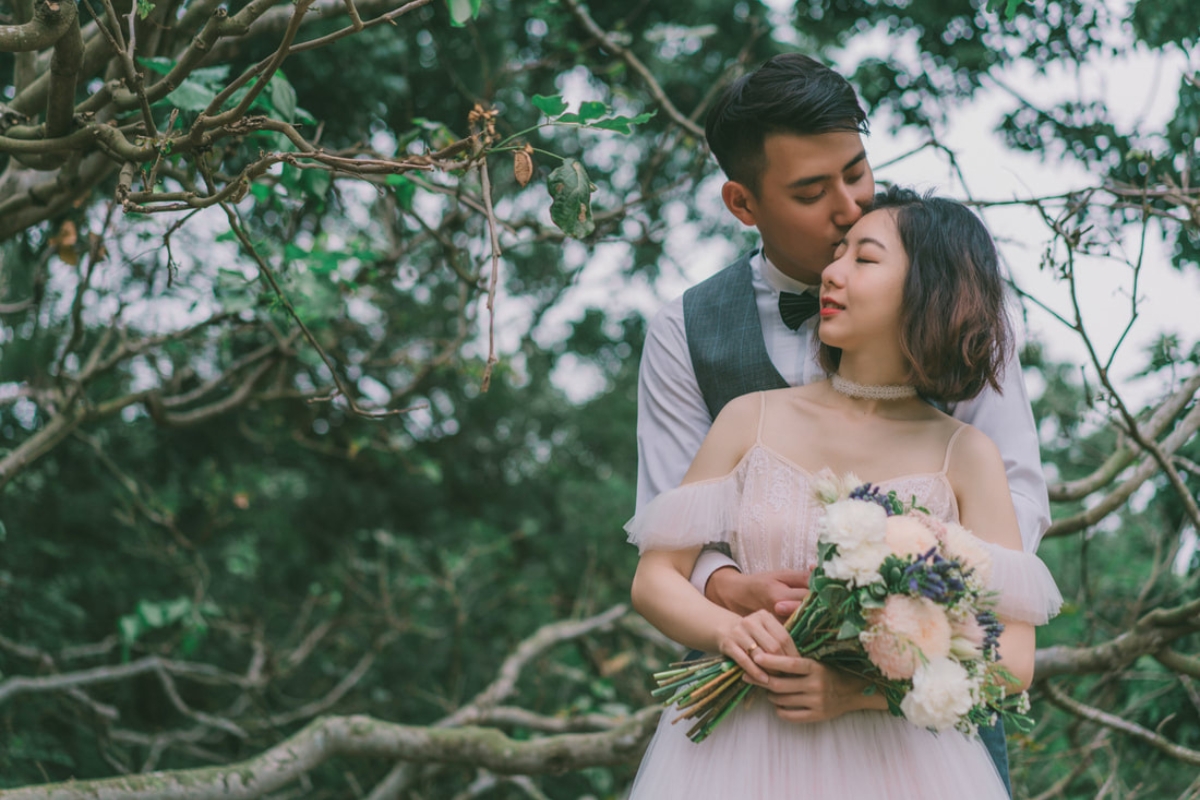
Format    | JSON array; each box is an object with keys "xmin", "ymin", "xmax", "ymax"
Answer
[
  {"xmin": 941, "ymin": 424, "xmax": 969, "ymax": 473},
  {"xmin": 755, "ymin": 391, "xmax": 767, "ymax": 445}
]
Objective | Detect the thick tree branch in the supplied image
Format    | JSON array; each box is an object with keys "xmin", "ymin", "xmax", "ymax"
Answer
[
  {"xmin": 1044, "ymin": 400, "xmax": 1200, "ymax": 538},
  {"xmin": 0, "ymin": 0, "xmax": 76, "ymax": 52},
  {"xmin": 1043, "ymin": 680, "xmax": 1200, "ymax": 766},
  {"xmin": 1048, "ymin": 370, "xmax": 1200, "ymax": 502},
  {"xmin": 1034, "ymin": 596, "xmax": 1200, "ymax": 680},
  {"xmin": 0, "ymin": 708, "xmax": 661, "ymax": 800}
]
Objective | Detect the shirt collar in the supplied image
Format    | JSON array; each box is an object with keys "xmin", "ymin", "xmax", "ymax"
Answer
[{"xmin": 755, "ymin": 247, "xmax": 818, "ymax": 295}]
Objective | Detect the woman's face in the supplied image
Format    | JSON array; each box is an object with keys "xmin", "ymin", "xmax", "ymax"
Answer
[{"xmin": 817, "ymin": 209, "xmax": 909, "ymax": 351}]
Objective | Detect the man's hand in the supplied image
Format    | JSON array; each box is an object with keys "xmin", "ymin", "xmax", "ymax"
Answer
[
  {"xmin": 705, "ymin": 566, "xmax": 810, "ymax": 619},
  {"xmin": 749, "ymin": 652, "xmax": 888, "ymax": 723}
]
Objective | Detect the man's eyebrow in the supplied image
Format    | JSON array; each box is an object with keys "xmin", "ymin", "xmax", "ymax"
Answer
[{"xmin": 785, "ymin": 150, "xmax": 869, "ymax": 190}]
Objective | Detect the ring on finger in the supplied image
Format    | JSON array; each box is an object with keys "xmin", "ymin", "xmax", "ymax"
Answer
[{"xmin": 746, "ymin": 642, "xmax": 758, "ymax": 653}]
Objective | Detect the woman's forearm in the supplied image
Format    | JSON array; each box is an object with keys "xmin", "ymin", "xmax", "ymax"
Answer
[
  {"xmin": 632, "ymin": 550, "xmax": 743, "ymax": 654},
  {"xmin": 996, "ymin": 619, "xmax": 1036, "ymax": 691}
]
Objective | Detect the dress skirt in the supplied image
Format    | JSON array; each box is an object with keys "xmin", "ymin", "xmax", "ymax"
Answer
[{"xmin": 627, "ymin": 695, "xmax": 1010, "ymax": 800}]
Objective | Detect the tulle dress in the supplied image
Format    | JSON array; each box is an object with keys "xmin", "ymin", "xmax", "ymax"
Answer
[{"xmin": 624, "ymin": 394, "xmax": 1062, "ymax": 800}]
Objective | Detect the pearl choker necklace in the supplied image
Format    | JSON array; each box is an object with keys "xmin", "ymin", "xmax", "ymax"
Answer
[{"xmin": 831, "ymin": 374, "xmax": 917, "ymax": 401}]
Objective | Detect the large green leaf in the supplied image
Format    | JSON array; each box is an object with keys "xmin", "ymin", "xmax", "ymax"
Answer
[
  {"xmin": 546, "ymin": 159, "xmax": 595, "ymax": 239},
  {"xmin": 532, "ymin": 94, "xmax": 568, "ymax": 117}
]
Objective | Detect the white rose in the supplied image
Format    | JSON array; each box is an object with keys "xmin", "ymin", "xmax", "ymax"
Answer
[
  {"xmin": 818, "ymin": 499, "xmax": 888, "ymax": 551},
  {"xmin": 900, "ymin": 658, "xmax": 978, "ymax": 732},
  {"xmin": 824, "ymin": 541, "xmax": 890, "ymax": 587},
  {"xmin": 942, "ymin": 523, "xmax": 993, "ymax": 585}
]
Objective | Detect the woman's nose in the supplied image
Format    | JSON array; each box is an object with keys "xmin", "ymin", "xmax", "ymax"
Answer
[{"xmin": 822, "ymin": 256, "xmax": 847, "ymax": 288}]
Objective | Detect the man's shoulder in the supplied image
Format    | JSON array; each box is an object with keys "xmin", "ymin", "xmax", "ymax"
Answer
[{"xmin": 684, "ymin": 251, "xmax": 756, "ymax": 297}]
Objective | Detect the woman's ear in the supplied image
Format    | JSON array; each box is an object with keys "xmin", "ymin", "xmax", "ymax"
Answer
[{"xmin": 722, "ymin": 181, "xmax": 758, "ymax": 227}]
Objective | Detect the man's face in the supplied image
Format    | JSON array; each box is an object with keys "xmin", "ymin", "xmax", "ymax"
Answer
[{"xmin": 723, "ymin": 131, "xmax": 874, "ymax": 285}]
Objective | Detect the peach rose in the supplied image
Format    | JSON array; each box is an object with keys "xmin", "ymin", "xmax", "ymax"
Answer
[
  {"xmin": 885, "ymin": 515, "xmax": 939, "ymax": 558},
  {"xmin": 862, "ymin": 595, "xmax": 953, "ymax": 680}
]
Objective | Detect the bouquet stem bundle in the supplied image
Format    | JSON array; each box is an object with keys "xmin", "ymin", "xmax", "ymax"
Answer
[{"xmin": 653, "ymin": 597, "xmax": 884, "ymax": 743}]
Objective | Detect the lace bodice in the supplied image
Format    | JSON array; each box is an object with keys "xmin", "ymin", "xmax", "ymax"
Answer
[{"xmin": 727, "ymin": 444, "xmax": 958, "ymax": 575}]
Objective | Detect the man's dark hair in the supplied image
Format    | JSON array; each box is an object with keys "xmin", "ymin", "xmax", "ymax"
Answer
[
  {"xmin": 818, "ymin": 186, "xmax": 1012, "ymax": 403},
  {"xmin": 705, "ymin": 53, "xmax": 868, "ymax": 193}
]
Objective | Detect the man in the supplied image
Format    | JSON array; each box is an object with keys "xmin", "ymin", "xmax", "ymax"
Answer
[{"xmin": 635, "ymin": 52, "xmax": 1049, "ymax": 794}]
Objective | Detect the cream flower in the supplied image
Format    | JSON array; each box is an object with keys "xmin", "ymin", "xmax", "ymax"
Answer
[
  {"xmin": 885, "ymin": 515, "xmax": 939, "ymax": 558},
  {"xmin": 900, "ymin": 658, "xmax": 978, "ymax": 731},
  {"xmin": 818, "ymin": 499, "xmax": 888, "ymax": 551},
  {"xmin": 824, "ymin": 541, "xmax": 890, "ymax": 587},
  {"xmin": 811, "ymin": 471, "xmax": 862, "ymax": 505},
  {"xmin": 943, "ymin": 523, "xmax": 993, "ymax": 584},
  {"xmin": 862, "ymin": 595, "xmax": 953, "ymax": 680}
]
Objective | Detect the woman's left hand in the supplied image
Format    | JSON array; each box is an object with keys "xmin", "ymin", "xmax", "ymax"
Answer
[{"xmin": 749, "ymin": 652, "xmax": 882, "ymax": 723}]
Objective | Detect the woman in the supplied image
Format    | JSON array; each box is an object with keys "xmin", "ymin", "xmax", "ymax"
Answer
[{"xmin": 625, "ymin": 187, "xmax": 1061, "ymax": 799}]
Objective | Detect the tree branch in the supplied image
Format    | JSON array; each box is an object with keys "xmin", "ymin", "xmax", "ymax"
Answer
[
  {"xmin": 559, "ymin": 0, "xmax": 703, "ymax": 139},
  {"xmin": 1043, "ymin": 679, "xmax": 1200, "ymax": 766},
  {"xmin": 1034, "ymin": 596, "xmax": 1200, "ymax": 679},
  {"xmin": 0, "ymin": 708, "xmax": 661, "ymax": 800}
]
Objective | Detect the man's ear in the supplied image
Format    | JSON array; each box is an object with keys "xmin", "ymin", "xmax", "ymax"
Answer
[{"xmin": 721, "ymin": 181, "xmax": 758, "ymax": 227}]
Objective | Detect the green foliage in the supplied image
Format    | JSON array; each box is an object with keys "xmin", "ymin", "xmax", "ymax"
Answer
[
  {"xmin": 547, "ymin": 158, "xmax": 596, "ymax": 238},
  {"xmin": 2, "ymin": 0, "xmax": 1199, "ymax": 795}
]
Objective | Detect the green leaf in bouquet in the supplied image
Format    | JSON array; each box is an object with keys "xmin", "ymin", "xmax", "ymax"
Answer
[
  {"xmin": 836, "ymin": 619, "xmax": 861, "ymax": 640},
  {"xmin": 817, "ymin": 541, "xmax": 837, "ymax": 563},
  {"xmin": 818, "ymin": 583, "xmax": 849, "ymax": 609}
]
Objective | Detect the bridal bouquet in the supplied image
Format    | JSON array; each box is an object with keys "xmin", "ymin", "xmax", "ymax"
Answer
[{"xmin": 652, "ymin": 475, "xmax": 1032, "ymax": 743}]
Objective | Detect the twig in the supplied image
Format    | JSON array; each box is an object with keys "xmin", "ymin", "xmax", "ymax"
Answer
[
  {"xmin": 478, "ymin": 156, "xmax": 502, "ymax": 391},
  {"xmin": 560, "ymin": 0, "xmax": 703, "ymax": 139},
  {"xmin": 218, "ymin": 202, "xmax": 406, "ymax": 419}
]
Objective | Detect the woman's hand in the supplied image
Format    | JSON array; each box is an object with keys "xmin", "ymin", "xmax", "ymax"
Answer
[
  {"xmin": 749, "ymin": 652, "xmax": 887, "ymax": 723},
  {"xmin": 715, "ymin": 609, "xmax": 797, "ymax": 685}
]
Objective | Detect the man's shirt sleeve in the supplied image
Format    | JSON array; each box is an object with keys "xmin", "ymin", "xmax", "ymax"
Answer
[
  {"xmin": 636, "ymin": 299, "xmax": 739, "ymax": 591},
  {"xmin": 951, "ymin": 348, "xmax": 1051, "ymax": 553}
]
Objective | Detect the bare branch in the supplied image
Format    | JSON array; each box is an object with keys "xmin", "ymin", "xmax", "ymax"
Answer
[
  {"xmin": 1044, "ymin": 680, "xmax": 1200, "ymax": 766},
  {"xmin": 1049, "ymin": 371, "xmax": 1200, "ymax": 502},
  {"xmin": 559, "ymin": 0, "xmax": 704, "ymax": 139},
  {"xmin": 0, "ymin": 708, "xmax": 661, "ymax": 800},
  {"xmin": 1034, "ymin": 596, "xmax": 1200, "ymax": 679},
  {"xmin": 1044, "ymin": 401, "xmax": 1200, "ymax": 539}
]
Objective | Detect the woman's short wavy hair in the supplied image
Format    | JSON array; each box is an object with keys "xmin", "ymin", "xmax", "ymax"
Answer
[{"xmin": 818, "ymin": 186, "xmax": 1012, "ymax": 403}]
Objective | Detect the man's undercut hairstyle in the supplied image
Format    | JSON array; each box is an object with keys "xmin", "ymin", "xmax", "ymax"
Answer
[
  {"xmin": 705, "ymin": 53, "xmax": 868, "ymax": 193},
  {"xmin": 819, "ymin": 186, "xmax": 1012, "ymax": 404}
]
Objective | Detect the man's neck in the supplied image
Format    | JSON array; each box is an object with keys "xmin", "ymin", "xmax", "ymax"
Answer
[{"xmin": 761, "ymin": 244, "xmax": 822, "ymax": 286}]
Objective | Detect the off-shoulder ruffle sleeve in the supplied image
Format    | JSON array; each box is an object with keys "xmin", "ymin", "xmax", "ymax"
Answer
[
  {"xmin": 980, "ymin": 541, "xmax": 1063, "ymax": 625},
  {"xmin": 624, "ymin": 473, "xmax": 742, "ymax": 554}
]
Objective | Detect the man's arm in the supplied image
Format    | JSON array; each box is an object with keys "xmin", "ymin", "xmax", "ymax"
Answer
[
  {"xmin": 637, "ymin": 302, "xmax": 809, "ymax": 613},
  {"xmin": 636, "ymin": 301, "xmax": 740, "ymax": 593},
  {"xmin": 950, "ymin": 347, "xmax": 1050, "ymax": 553}
]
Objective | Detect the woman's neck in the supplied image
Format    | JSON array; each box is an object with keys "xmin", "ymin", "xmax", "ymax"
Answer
[{"xmin": 835, "ymin": 350, "xmax": 909, "ymax": 388}]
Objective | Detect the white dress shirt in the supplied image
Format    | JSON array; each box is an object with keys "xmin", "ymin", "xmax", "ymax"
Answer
[{"xmin": 635, "ymin": 249, "xmax": 1051, "ymax": 594}]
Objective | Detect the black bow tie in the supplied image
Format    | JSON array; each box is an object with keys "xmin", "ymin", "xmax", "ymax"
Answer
[{"xmin": 779, "ymin": 291, "xmax": 819, "ymax": 330}]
